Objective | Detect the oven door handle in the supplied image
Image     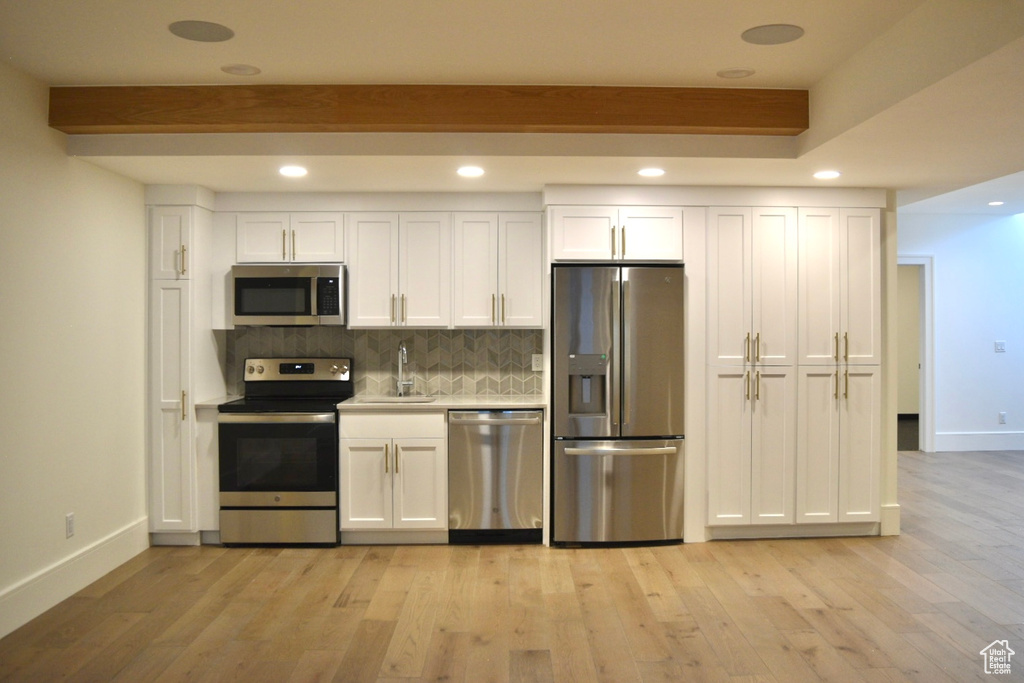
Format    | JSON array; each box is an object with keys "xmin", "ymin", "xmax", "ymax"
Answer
[{"xmin": 218, "ymin": 413, "xmax": 336, "ymax": 424}]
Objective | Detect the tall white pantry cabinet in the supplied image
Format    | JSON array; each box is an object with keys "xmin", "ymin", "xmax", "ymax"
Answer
[
  {"xmin": 706, "ymin": 205, "xmax": 881, "ymax": 529},
  {"xmin": 147, "ymin": 195, "xmax": 225, "ymax": 538}
]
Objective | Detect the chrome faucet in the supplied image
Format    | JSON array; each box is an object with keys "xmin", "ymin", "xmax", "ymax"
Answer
[{"xmin": 397, "ymin": 341, "xmax": 413, "ymax": 396}]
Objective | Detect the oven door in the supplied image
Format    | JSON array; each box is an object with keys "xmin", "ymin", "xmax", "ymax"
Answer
[{"xmin": 218, "ymin": 413, "xmax": 337, "ymax": 497}]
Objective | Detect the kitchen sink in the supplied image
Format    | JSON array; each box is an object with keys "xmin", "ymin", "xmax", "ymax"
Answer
[{"xmin": 351, "ymin": 395, "xmax": 437, "ymax": 404}]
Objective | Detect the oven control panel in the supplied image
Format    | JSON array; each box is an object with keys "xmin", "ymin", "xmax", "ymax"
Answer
[{"xmin": 244, "ymin": 358, "xmax": 351, "ymax": 381}]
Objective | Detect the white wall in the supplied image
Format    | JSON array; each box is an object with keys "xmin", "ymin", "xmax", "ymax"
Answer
[
  {"xmin": 899, "ymin": 212, "xmax": 1024, "ymax": 451},
  {"xmin": 0, "ymin": 62, "xmax": 149, "ymax": 637}
]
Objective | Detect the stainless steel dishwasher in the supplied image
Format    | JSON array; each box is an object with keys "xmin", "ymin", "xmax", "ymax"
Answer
[{"xmin": 448, "ymin": 410, "xmax": 544, "ymax": 544}]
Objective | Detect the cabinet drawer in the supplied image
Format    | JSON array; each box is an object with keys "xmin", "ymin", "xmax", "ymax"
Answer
[{"xmin": 340, "ymin": 411, "xmax": 446, "ymax": 439}]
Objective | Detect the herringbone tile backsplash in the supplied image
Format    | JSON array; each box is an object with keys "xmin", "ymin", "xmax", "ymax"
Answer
[{"xmin": 225, "ymin": 328, "xmax": 544, "ymax": 397}]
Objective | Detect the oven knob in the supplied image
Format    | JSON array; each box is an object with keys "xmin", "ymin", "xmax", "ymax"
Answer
[
  {"xmin": 247, "ymin": 365, "xmax": 255, "ymax": 374},
  {"xmin": 330, "ymin": 364, "xmax": 340, "ymax": 375},
  {"xmin": 274, "ymin": 495, "xmax": 281, "ymax": 503},
  {"xmin": 257, "ymin": 365, "xmax": 265, "ymax": 374}
]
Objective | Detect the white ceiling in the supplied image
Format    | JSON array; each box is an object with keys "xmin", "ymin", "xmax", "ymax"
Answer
[{"xmin": 3, "ymin": 0, "xmax": 1024, "ymax": 213}]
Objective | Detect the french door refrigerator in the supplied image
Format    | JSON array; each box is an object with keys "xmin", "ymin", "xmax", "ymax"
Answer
[{"xmin": 552, "ymin": 264, "xmax": 685, "ymax": 544}]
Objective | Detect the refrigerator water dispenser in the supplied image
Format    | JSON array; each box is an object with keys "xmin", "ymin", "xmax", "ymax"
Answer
[{"xmin": 567, "ymin": 353, "xmax": 608, "ymax": 415}]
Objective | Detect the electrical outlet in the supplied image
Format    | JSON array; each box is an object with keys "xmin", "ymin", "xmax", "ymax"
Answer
[
  {"xmin": 531, "ymin": 354, "xmax": 544, "ymax": 371},
  {"xmin": 999, "ymin": 412, "xmax": 1007, "ymax": 425},
  {"xmin": 995, "ymin": 340, "xmax": 1007, "ymax": 353},
  {"xmin": 65, "ymin": 513, "xmax": 75, "ymax": 539}
]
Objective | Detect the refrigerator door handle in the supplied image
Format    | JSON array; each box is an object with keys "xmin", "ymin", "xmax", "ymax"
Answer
[
  {"xmin": 610, "ymin": 272, "xmax": 621, "ymax": 429},
  {"xmin": 621, "ymin": 279, "xmax": 631, "ymax": 426},
  {"xmin": 564, "ymin": 446, "xmax": 679, "ymax": 457}
]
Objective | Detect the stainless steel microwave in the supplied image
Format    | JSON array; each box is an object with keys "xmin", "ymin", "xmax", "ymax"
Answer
[{"xmin": 231, "ymin": 264, "xmax": 345, "ymax": 326}]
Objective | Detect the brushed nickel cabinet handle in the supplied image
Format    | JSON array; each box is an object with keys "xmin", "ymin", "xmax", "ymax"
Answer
[
  {"xmin": 385, "ymin": 443, "xmax": 389, "ymax": 473},
  {"xmin": 745, "ymin": 333, "xmax": 751, "ymax": 363},
  {"xmin": 745, "ymin": 371, "xmax": 750, "ymax": 400},
  {"xmin": 181, "ymin": 391, "xmax": 187, "ymax": 421},
  {"xmin": 755, "ymin": 332, "xmax": 761, "ymax": 363},
  {"xmin": 611, "ymin": 226, "xmax": 616, "ymax": 257},
  {"xmin": 492, "ymin": 294, "xmax": 496, "ymax": 324},
  {"xmin": 391, "ymin": 294, "xmax": 396, "ymax": 323},
  {"xmin": 755, "ymin": 371, "xmax": 761, "ymax": 401},
  {"xmin": 834, "ymin": 333, "xmax": 839, "ymax": 362},
  {"xmin": 180, "ymin": 245, "xmax": 187, "ymax": 274},
  {"xmin": 621, "ymin": 227, "xmax": 626, "ymax": 258},
  {"xmin": 402, "ymin": 294, "xmax": 407, "ymax": 323},
  {"xmin": 291, "ymin": 230, "xmax": 296, "ymax": 261},
  {"xmin": 501, "ymin": 294, "xmax": 506, "ymax": 324},
  {"xmin": 844, "ymin": 370, "xmax": 849, "ymax": 399},
  {"xmin": 395, "ymin": 445, "xmax": 400, "ymax": 474},
  {"xmin": 834, "ymin": 371, "xmax": 839, "ymax": 400},
  {"xmin": 844, "ymin": 332, "xmax": 849, "ymax": 362},
  {"xmin": 282, "ymin": 229, "xmax": 287, "ymax": 260}
]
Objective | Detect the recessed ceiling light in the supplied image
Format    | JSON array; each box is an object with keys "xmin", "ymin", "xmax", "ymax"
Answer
[
  {"xmin": 279, "ymin": 165, "xmax": 307, "ymax": 178},
  {"xmin": 638, "ymin": 168, "xmax": 665, "ymax": 177},
  {"xmin": 457, "ymin": 166, "xmax": 485, "ymax": 178},
  {"xmin": 221, "ymin": 64, "xmax": 261, "ymax": 76},
  {"xmin": 717, "ymin": 68, "xmax": 756, "ymax": 79},
  {"xmin": 989, "ymin": 201, "xmax": 1005, "ymax": 206},
  {"xmin": 741, "ymin": 24, "xmax": 805, "ymax": 46},
  {"xmin": 813, "ymin": 170, "xmax": 841, "ymax": 180},
  {"xmin": 168, "ymin": 20, "xmax": 235, "ymax": 43}
]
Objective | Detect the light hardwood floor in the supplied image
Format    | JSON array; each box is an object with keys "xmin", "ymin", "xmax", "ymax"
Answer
[{"xmin": 3, "ymin": 449, "xmax": 1024, "ymax": 682}]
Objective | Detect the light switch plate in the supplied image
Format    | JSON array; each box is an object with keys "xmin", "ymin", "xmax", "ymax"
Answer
[
  {"xmin": 532, "ymin": 354, "xmax": 543, "ymax": 371},
  {"xmin": 995, "ymin": 340, "xmax": 1007, "ymax": 353}
]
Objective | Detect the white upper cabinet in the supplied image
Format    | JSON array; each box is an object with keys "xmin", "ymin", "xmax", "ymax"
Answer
[
  {"xmin": 347, "ymin": 212, "xmax": 451, "ymax": 328},
  {"xmin": 798, "ymin": 208, "xmax": 881, "ymax": 365},
  {"xmin": 150, "ymin": 206, "xmax": 192, "ymax": 279},
  {"xmin": 236, "ymin": 212, "xmax": 345, "ymax": 263},
  {"xmin": 549, "ymin": 205, "xmax": 682, "ymax": 261},
  {"xmin": 707, "ymin": 207, "xmax": 798, "ymax": 366},
  {"xmin": 452, "ymin": 212, "xmax": 544, "ymax": 328}
]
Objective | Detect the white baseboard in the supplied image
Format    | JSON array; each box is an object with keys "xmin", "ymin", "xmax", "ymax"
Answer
[
  {"xmin": 0, "ymin": 517, "xmax": 149, "ymax": 639},
  {"xmin": 933, "ymin": 431, "xmax": 1024, "ymax": 452},
  {"xmin": 707, "ymin": 522, "xmax": 880, "ymax": 541}
]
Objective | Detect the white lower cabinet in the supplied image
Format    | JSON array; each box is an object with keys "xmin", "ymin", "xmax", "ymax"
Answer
[
  {"xmin": 707, "ymin": 366, "xmax": 797, "ymax": 525},
  {"xmin": 796, "ymin": 366, "xmax": 881, "ymax": 523},
  {"xmin": 339, "ymin": 412, "xmax": 447, "ymax": 532}
]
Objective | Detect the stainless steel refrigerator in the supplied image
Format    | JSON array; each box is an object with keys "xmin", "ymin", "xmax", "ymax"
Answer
[{"xmin": 552, "ymin": 264, "xmax": 685, "ymax": 544}]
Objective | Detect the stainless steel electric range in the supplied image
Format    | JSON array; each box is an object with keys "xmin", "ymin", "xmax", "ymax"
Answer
[{"xmin": 217, "ymin": 357, "xmax": 352, "ymax": 545}]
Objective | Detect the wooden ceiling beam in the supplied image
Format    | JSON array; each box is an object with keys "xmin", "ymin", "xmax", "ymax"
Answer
[{"xmin": 49, "ymin": 84, "xmax": 808, "ymax": 136}]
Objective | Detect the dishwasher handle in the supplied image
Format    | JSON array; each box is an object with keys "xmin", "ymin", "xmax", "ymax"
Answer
[
  {"xmin": 449, "ymin": 411, "xmax": 542, "ymax": 426},
  {"xmin": 564, "ymin": 446, "xmax": 678, "ymax": 457}
]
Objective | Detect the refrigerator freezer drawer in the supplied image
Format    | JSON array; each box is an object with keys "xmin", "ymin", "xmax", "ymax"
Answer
[{"xmin": 552, "ymin": 439, "xmax": 685, "ymax": 544}]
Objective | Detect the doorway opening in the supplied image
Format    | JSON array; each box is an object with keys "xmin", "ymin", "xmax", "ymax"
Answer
[{"xmin": 896, "ymin": 257, "xmax": 934, "ymax": 452}]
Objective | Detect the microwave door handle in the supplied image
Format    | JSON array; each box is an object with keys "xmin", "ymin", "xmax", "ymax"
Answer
[{"xmin": 310, "ymin": 277, "xmax": 318, "ymax": 316}]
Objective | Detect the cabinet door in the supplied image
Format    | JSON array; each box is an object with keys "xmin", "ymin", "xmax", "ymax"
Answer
[
  {"xmin": 150, "ymin": 206, "xmax": 191, "ymax": 279},
  {"xmin": 750, "ymin": 367, "xmax": 796, "ymax": 524},
  {"xmin": 796, "ymin": 367, "xmax": 840, "ymax": 523},
  {"xmin": 452, "ymin": 213, "xmax": 499, "ymax": 327},
  {"xmin": 751, "ymin": 208, "xmax": 797, "ymax": 365},
  {"xmin": 499, "ymin": 213, "xmax": 544, "ymax": 327},
  {"xmin": 840, "ymin": 209, "xmax": 882, "ymax": 365},
  {"xmin": 706, "ymin": 367, "xmax": 752, "ymax": 525},
  {"xmin": 839, "ymin": 366, "xmax": 881, "ymax": 522},
  {"xmin": 149, "ymin": 280, "xmax": 195, "ymax": 531},
  {"xmin": 340, "ymin": 439, "xmax": 393, "ymax": 529},
  {"xmin": 549, "ymin": 206, "xmax": 615, "ymax": 260},
  {"xmin": 798, "ymin": 208, "xmax": 841, "ymax": 365},
  {"xmin": 619, "ymin": 206, "xmax": 683, "ymax": 261},
  {"xmin": 290, "ymin": 212, "xmax": 345, "ymax": 263},
  {"xmin": 399, "ymin": 213, "xmax": 451, "ymax": 327},
  {"xmin": 706, "ymin": 208, "xmax": 752, "ymax": 365},
  {"xmin": 393, "ymin": 439, "xmax": 447, "ymax": 529},
  {"xmin": 347, "ymin": 213, "xmax": 400, "ymax": 327},
  {"xmin": 236, "ymin": 213, "xmax": 291, "ymax": 263}
]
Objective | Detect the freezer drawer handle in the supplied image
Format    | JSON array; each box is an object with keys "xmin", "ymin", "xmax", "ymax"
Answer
[{"xmin": 564, "ymin": 446, "xmax": 678, "ymax": 457}]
